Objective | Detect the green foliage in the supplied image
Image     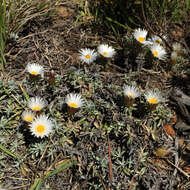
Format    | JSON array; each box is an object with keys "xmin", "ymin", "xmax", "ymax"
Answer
[
  {"xmin": 89, "ymin": 0, "xmax": 141, "ymax": 34},
  {"xmin": 87, "ymin": 0, "xmax": 190, "ymax": 36},
  {"xmin": 0, "ymin": 0, "xmax": 7, "ymax": 70},
  {"xmin": 0, "ymin": 62, "xmax": 175, "ymax": 188},
  {"xmin": 1, "ymin": 0, "xmax": 189, "ymax": 189},
  {"xmin": 143, "ymin": 0, "xmax": 190, "ymax": 26}
]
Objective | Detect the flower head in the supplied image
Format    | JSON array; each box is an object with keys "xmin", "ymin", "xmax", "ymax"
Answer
[
  {"xmin": 144, "ymin": 90, "xmax": 163, "ymax": 104},
  {"xmin": 78, "ymin": 48, "xmax": 97, "ymax": 64},
  {"xmin": 172, "ymin": 43, "xmax": 182, "ymax": 54},
  {"xmin": 27, "ymin": 97, "xmax": 46, "ymax": 111},
  {"xmin": 97, "ymin": 44, "xmax": 116, "ymax": 58},
  {"xmin": 29, "ymin": 115, "xmax": 53, "ymax": 138},
  {"xmin": 65, "ymin": 93, "xmax": 84, "ymax": 109},
  {"xmin": 124, "ymin": 85, "xmax": 141, "ymax": 99},
  {"xmin": 133, "ymin": 28, "xmax": 148, "ymax": 44},
  {"xmin": 22, "ymin": 110, "xmax": 35, "ymax": 122},
  {"xmin": 149, "ymin": 35, "xmax": 167, "ymax": 44},
  {"xmin": 150, "ymin": 44, "xmax": 167, "ymax": 60},
  {"xmin": 26, "ymin": 64, "xmax": 44, "ymax": 76}
]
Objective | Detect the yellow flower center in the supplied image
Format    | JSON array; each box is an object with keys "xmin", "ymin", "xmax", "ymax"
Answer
[
  {"xmin": 127, "ymin": 93, "xmax": 135, "ymax": 99},
  {"xmin": 36, "ymin": 124, "xmax": 45, "ymax": 134},
  {"xmin": 138, "ymin": 37, "xmax": 145, "ymax": 43},
  {"xmin": 148, "ymin": 98, "xmax": 158, "ymax": 104},
  {"xmin": 153, "ymin": 51, "xmax": 158, "ymax": 56},
  {"xmin": 32, "ymin": 106, "xmax": 41, "ymax": 111},
  {"xmin": 68, "ymin": 102, "xmax": 78, "ymax": 108},
  {"xmin": 25, "ymin": 116, "xmax": 33, "ymax": 122},
  {"xmin": 85, "ymin": 54, "xmax": 91, "ymax": 59},
  {"xmin": 103, "ymin": 52, "xmax": 108, "ymax": 56},
  {"xmin": 30, "ymin": 71, "xmax": 38, "ymax": 75},
  {"xmin": 156, "ymin": 39, "xmax": 161, "ymax": 43}
]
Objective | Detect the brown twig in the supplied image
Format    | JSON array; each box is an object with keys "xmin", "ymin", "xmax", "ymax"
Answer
[
  {"xmin": 166, "ymin": 159, "xmax": 190, "ymax": 179},
  {"xmin": 6, "ymin": 184, "xmax": 30, "ymax": 190}
]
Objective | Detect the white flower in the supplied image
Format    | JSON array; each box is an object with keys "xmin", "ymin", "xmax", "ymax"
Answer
[
  {"xmin": 78, "ymin": 48, "xmax": 97, "ymax": 64},
  {"xmin": 65, "ymin": 93, "xmax": 84, "ymax": 108},
  {"xmin": 133, "ymin": 28, "xmax": 148, "ymax": 44},
  {"xmin": 29, "ymin": 115, "xmax": 53, "ymax": 138},
  {"xmin": 144, "ymin": 90, "xmax": 163, "ymax": 104},
  {"xmin": 149, "ymin": 35, "xmax": 167, "ymax": 44},
  {"xmin": 26, "ymin": 63, "xmax": 44, "ymax": 76},
  {"xmin": 27, "ymin": 97, "xmax": 46, "ymax": 111},
  {"xmin": 97, "ymin": 44, "xmax": 116, "ymax": 58},
  {"xmin": 22, "ymin": 110, "xmax": 35, "ymax": 122},
  {"xmin": 150, "ymin": 44, "xmax": 167, "ymax": 60},
  {"xmin": 124, "ymin": 85, "xmax": 141, "ymax": 99}
]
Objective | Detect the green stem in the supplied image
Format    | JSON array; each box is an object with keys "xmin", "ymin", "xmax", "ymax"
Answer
[{"xmin": 29, "ymin": 178, "xmax": 41, "ymax": 190}]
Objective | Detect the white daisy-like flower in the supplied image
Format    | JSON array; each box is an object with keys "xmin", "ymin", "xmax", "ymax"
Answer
[
  {"xmin": 97, "ymin": 44, "xmax": 116, "ymax": 58},
  {"xmin": 29, "ymin": 115, "xmax": 53, "ymax": 138},
  {"xmin": 27, "ymin": 97, "xmax": 46, "ymax": 111},
  {"xmin": 65, "ymin": 93, "xmax": 84, "ymax": 108},
  {"xmin": 133, "ymin": 28, "xmax": 148, "ymax": 44},
  {"xmin": 124, "ymin": 85, "xmax": 141, "ymax": 99},
  {"xmin": 149, "ymin": 35, "xmax": 167, "ymax": 44},
  {"xmin": 22, "ymin": 110, "xmax": 35, "ymax": 122},
  {"xmin": 26, "ymin": 63, "xmax": 44, "ymax": 76},
  {"xmin": 144, "ymin": 90, "xmax": 163, "ymax": 104},
  {"xmin": 172, "ymin": 43, "xmax": 181, "ymax": 53},
  {"xmin": 150, "ymin": 44, "xmax": 167, "ymax": 60},
  {"xmin": 78, "ymin": 48, "xmax": 97, "ymax": 64}
]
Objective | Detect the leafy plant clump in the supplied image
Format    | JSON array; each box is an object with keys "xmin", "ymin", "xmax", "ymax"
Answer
[{"xmin": 0, "ymin": 0, "xmax": 190, "ymax": 189}]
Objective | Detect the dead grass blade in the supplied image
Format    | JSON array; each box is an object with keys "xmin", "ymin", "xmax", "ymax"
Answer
[{"xmin": 0, "ymin": 143, "xmax": 19, "ymax": 160}]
